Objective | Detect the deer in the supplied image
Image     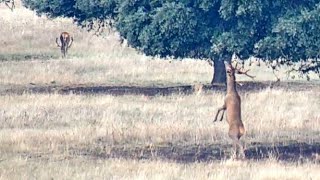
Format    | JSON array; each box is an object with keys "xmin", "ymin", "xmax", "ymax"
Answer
[
  {"xmin": 213, "ymin": 60, "xmax": 255, "ymax": 159},
  {"xmin": 56, "ymin": 32, "xmax": 73, "ymax": 58},
  {"xmin": 193, "ymin": 83, "xmax": 204, "ymax": 95},
  {"xmin": 2, "ymin": 0, "xmax": 15, "ymax": 11}
]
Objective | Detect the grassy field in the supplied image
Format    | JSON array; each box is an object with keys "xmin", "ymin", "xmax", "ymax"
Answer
[{"xmin": 0, "ymin": 2, "xmax": 320, "ymax": 180}]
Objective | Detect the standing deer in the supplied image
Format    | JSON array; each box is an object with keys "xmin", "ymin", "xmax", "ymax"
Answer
[
  {"xmin": 213, "ymin": 61, "xmax": 254, "ymax": 159},
  {"xmin": 193, "ymin": 84, "xmax": 204, "ymax": 95},
  {"xmin": 56, "ymin": 32, "xmax": 73, "ymax": 58},
  {"xmin": 2, "ymin": 0, "xmax": 15, "ymax": 11}
]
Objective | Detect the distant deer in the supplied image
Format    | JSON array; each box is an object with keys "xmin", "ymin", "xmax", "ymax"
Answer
[
  {"xmin": 213, "ymin": 61, "xmax": 255, "ymax": 159},
  {"xmin": 192, "ymin": 84, "xmax": 204, "ymax": 95},
  {"xmin": 2, "ymin": 0, "xmax": 15, "ymax": 11},
  {"xmin": 56, "ymin": 32, "xmax": 73, "ymax": 58}
]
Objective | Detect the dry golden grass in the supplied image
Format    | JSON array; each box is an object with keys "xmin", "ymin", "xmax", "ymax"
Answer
[
  {"xmin": 0, "ymin": 90, "xmax": 319, "ymax": 179},
  {"xmin": 0, "ymin": 90, "xmax": 319, "ymax": 148},
  {"xmin": 0, "ymin": 1, "xmax": 319, "ymax": 179}
]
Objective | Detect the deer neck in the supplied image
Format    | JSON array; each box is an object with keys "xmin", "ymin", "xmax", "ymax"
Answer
[{"xmin": 227, "ymin": 75, "xmax": 237, "ymax": 94}]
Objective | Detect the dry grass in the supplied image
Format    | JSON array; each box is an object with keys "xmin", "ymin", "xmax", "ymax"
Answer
[
  {"xmin": 0, "ymin": 90, "xmax": 319, "ymax": 179},
  {"xmin": 0, "ymin": 57, "xmax": 212, "ymax": 86},
  {"xmin": 1, "ymin": 89, "xmax": 319, "ymax": 144},
  {"xmin": 0, "ymin": 1, "xmax": 319, "ymax": 179},
  {"xmin": 0, "ymin": 90, "xmax": 319, "ymax": 146}
]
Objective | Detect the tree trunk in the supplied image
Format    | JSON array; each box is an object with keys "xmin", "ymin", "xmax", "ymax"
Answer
[{"xmin": 211, "ymin": 58, "xmax": 227, "ymax": 84}]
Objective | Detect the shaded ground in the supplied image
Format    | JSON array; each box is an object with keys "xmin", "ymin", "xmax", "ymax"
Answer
[
  {"xmin": 1, "ymin": 81, "xmax": 319, "ymax": 96},
  {"xmin": 11, "ymin": 138, "xmax": 320, "ymax": 164},
  {"xmin": 66, "ymin": 141, "xmax": 320, "ymax": 163}
]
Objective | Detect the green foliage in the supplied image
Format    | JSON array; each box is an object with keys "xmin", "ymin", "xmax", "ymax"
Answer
[
  {"xmin": 22, "ymin": 0, "xmax": 77, "ymax": 18},
  {"xmin": 22, "ymin": 0, "xmax": 117, "ymax": 23},
  {"xmin": 256, "ymin": 3, "xmax": 320, "ymax": 61},
  {"xmin": 116, "ymin": 0, "xmax": 221, "ymax": 59},
  {"xmin": 135, "ymin": 2, "xmax": 212, "ymax": 58},
  {"xmin": 74, "ymin": 0, "xmax": 118, "ymax": 22}
]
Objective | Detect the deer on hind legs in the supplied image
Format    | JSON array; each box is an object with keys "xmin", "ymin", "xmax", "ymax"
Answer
[{"xmin": 213, "ymin": 61, "xmax": 255, "ymax": 159}]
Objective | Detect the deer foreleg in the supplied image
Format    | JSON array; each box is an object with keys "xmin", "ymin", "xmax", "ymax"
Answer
[
  {"xmin": 5, "ymin": 0, "xmax": 14, "ymax": 11},
  {"xmin": 55, "ymin": 38, "xmax": 61, "ymax": 47},
  {"xmin": 213, "ymin": 104, "xmax": 226, "ymax": 122},
  {"xmin": 219, "ymin": 108, "xmax": 225, "ymax": 121}
]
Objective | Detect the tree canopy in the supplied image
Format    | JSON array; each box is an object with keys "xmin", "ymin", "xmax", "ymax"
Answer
[{"xmin": 22, "ymin": 0, "xmax": 320, "ymax": 83}]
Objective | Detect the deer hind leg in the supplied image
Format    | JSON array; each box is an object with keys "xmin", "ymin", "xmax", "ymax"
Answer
[
  {"xmin": 235, "ymin": 138, "xmax": 246, "ymax": 159},
  {"xmin": 229, "ymin": 132, "xmax": 246, "ymax": 159},
  {"xmin": 233, "ymin": 138, "xmax": 246, "ymax": 159},
  {"xmin": 63, "ymin": 47, "xmax": 67, "ymax": 58},
  {"xmin": 60, "ymin": 45, "xmax": 66, "ymax": 58},
  {"xmin": 230, "ymin": 140, "xmax": 237, "ymax": 159},
  {"xmin": 62, "ymin": 40, "xmax": 69, "ymax": 58}
]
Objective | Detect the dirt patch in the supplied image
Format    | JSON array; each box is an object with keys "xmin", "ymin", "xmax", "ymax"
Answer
[{"xmin": 0, "ymin": 81, "xmax": 319, "ymax": 96}]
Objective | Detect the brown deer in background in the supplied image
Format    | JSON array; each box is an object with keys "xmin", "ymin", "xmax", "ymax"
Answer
[
  {"xmin": 56, "ymin": 32, "xmax": 73, "ymax": 58},
  {"xmin": 213, "ymin": 61, "xmax": 254, "ymax": 159}
]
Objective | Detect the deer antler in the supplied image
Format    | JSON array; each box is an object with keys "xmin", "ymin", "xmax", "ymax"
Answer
[
  {"xmin": 235, "ymin": 68, "xmax": 255, "ymax": 79},
  {"xmin": 229, "ymin": 57, "xmax": 256, "ymax": 79}
]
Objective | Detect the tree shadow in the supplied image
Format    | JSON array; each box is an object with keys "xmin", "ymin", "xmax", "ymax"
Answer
[
  {"xmin": 84, "ymin": 141, "xmax": 320, "ymax": 163},
  {"xmin": 1, "ymin": 81, "xmax": 318, "ymax": 96},
  {"xmin": 244, "ymin": 142, "xmax": 320, "ymax": 162}
]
